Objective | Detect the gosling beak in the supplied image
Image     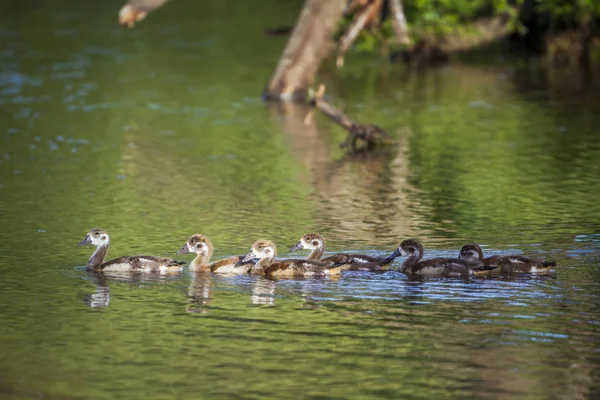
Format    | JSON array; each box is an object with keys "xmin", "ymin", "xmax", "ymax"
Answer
[
  {"xmin": 289, "ymin": 241, "xmax": 304, "ymax": 252},
  {"xmin": 380, "ymin": 247, "xmax": 402, "ymax": 266},
  {"xmin": 242, "ymin": 251, "xmax": 258, "ymax": 263},
  {"xmin": 78, "ymin": 235, "xmax": 92, "ymax": 246},
  {"xmin": 177, "ymin": 243, "xmax": 190, "ymax": 255},
  {"xmin": 235, "ymin": 257, "xmax": 257, "ymax": 267}
]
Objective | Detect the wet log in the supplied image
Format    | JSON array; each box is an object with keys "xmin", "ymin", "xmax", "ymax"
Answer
[
  {"xmin": 308, "ymin": 85, "xmax": 389, "ymax": 152},
  {"xmin": 119, "ymin": 0, "xmax": 170, "ymax": 28},
  {"xmin": 264, "ymin": 0, "xmax": 346, "ymax": 101}
]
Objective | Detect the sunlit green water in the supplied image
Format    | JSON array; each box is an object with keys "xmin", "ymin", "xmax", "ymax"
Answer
[{"xmin": 1, "ymin": 1, "xmax": 600, "ymax": 399}]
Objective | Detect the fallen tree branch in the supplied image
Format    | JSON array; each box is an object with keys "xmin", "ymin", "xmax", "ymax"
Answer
[
  {"xmin": 308, "ymin": 85, "xmax": 389, "ymax": 152},
  {"xmin": 336, "ymin": 0, "xmax": 383, "ymax": 67},
  {"xmin": 265, "ymin": 0, "xmax": 346, "ymax": 100},
  {"xmin": 343, "ymin": 0, "xmax": 370, "ymax": 17},
  {"xmin": 119, "ymin": 0, "xmax": 170, "ymax": 28}
]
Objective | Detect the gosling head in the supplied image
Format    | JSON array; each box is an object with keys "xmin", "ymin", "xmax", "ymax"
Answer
[
  {"xmin": 459, "ymin": 243, "xmax": 484, "ymax": 262},
  {"xmin": 242, "ymin": 240, "xmax": 276, "ymax": 263},
  {"xmin": 178, "ymin": 234, "xmax": 214, "ymax": 257},
  {"xmin": 381, "ymin": 238, "xmax": 424, "ymax": 264},
  {"xmin": 289, "ymin": 233, "xmax": 324, "ymax": 252},
  {"xmin": 398, "ymin": 239, "xmax": 424, "ymax": 259},
  {"xmin": 78, "ymin": 228, "xmax": 109, "ymax": 247}
]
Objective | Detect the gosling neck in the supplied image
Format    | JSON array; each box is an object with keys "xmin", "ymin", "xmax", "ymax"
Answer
[
  {"xmin": 308, "ymin": 245, "xmax": 324, "ymax": 260},
  {"xmin": 87, "ymin": 243, "xmax": 109, "ymax": 270},
  {"xmin": 399, "ymin": 254, "xmax": 421, "ymax": 273},
  {"xmin": 251, "ymin": 256, "xmax": 274, "ymax": 275},
  {"xmin": 190, "ymin": 253, "xmax": 211, "ymax": 272}
]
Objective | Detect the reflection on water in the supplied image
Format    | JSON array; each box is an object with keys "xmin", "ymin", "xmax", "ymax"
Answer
[
  {"xmin": 187, "ymin": 271, "xmax": 212, "ymax": 313},
  {"xmin": 1, "ymin": 0, "xmax": 600, "ymax": 399},
  {"xmin": 83, "ymin": 271, "xmax": 111, "ymax": 308},
  {"xmin": 251, "ymin": 277, "xmax": 277, "ymax": 306}
]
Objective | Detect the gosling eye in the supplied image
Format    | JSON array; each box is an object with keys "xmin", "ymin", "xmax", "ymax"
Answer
[{"xmin": 94, "ymin": 232, "xmax": 100, "ymax": 237}]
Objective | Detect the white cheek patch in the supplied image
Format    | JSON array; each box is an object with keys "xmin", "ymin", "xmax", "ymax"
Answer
[
  {"xmin": 301, "ymin": 238, "xmax": 310, "ymax": 249},
  {"xmin": 90, "ymin": 235, "xmax": 108, "ymax": 246}
]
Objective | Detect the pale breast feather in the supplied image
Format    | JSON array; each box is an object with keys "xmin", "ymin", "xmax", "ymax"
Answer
[
  {"xmin": 102, "ymin": 263, "xmax": 136, "ymax": 272},
  {"xmin": 212, "ymin": 263, "xmax": 240, "ymax": 274}
]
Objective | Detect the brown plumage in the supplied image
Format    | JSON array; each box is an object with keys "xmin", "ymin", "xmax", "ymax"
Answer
[
  {"xmin": 289, "ymin": 233, "xmax": 398, "ymax": 272},
  {"xmin": 78, "ymin": 228, "xmax": 184, "ymax": 273},
  {"xmin": 243, "ymin": 240, "xmax": 340, "ymax": 277},
  {"xmin": 177, "ymin": 234, "xmax": 252, "ymax": 274},
  {"xmin": 459, "ymin": 243, "xmax": 556, "ymax": 275},
  {"xmin": 393, "ymin": 239, "xmax": 497, "ymax": 277}
]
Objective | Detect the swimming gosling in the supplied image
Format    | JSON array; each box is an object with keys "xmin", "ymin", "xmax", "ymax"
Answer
[
  {"xmin": 78, "ymin": 228, "xmax": 184, "ymax": 273},
  {"xmin": 289, "ymin": 233, "xmax": 399, "ymax": 272},
  {"xmin": 177, "ymin": 234, "xmax": 253, "ymax": 274},
  {"xmin": 459, "ymin": 243, "xmax": 556, "ymax": 275},
  {"xmin": 242, "ymin": 239, "xmax": 342, "ymax": 277},
  {"xmin": 387, "ymin": 239, "xmax": 497, "ymax": 277}
]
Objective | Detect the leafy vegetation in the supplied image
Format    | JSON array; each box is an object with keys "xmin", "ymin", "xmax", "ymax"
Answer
[{"xmin": 340, "ymin": 0, "xmax": 599, "ymax": 56}]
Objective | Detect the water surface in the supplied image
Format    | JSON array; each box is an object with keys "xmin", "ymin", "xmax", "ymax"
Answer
[{"xmin": 1, "ymin": 1, "xmax": 600, "ymax": 399}]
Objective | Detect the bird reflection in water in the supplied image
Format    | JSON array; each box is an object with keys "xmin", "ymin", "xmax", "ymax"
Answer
[
  {"xmin": 187, "ymin": 271, "xmax": 212, "ymax": 313},
  {"xmin": 251, "ymin": 277, "xmax": 277, "ymax": 305},
  {"xmin": 82, "ymin": 270, "xmax": 181, "ymax": 308},
  {"xmin": 83, "ymin": 271, "xmax": 111, "ymax": 308}
]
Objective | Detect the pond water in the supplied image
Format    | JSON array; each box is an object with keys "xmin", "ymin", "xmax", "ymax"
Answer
[{"xmin": 1, "ymin": 1, "xmax": 600, "ymax": 399}]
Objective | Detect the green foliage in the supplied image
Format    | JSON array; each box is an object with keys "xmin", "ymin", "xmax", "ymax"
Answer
[
  {"xmin": 536, "ymin": 0, "xmax": 600, "ymax": 30},
  {"xmin": 338, "ymin": 0, "xmax": 600, "ymax": 55},
  {"xmin": 403, "ymin": 0, "xmax": 506, "ymax": 36},
  {"xmin": 402, "ymin": 0, "xmax": 600, "ymax": 35}
]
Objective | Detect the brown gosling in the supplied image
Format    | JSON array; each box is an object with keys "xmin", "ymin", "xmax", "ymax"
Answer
[
  {"xmin": 177, "ymin": 234, "xmax": 253, "ymax": 274},
  {"xmin": 242, "ymin": 239, "xmax": 343, "ymax": 277},
  {"xmin": 78, "ymin": 228, "xmax": 184, "ymax": 273}
]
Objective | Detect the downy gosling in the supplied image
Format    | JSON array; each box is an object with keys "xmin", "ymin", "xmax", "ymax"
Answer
[
  {"xmin": 78, "ymin": 228, "xmax": 184, "ymax": 273},
  {"xmin": 387, "ymin": 239, "xmax": 496, "ymax": 277},
  {"xmin": 459, "ymin": 243, "xmax": 556, "ymax": 275},
  {"xmin": 177, "ymin": 234, "xmax": 253, "ymax": 274},
  {"xmin": 289, "ymin": 233, "xmax": 399, "ymax": 272},
  {"xmin": 242, "ymin": 239, "xmax": 343, "ymax": 277}
]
